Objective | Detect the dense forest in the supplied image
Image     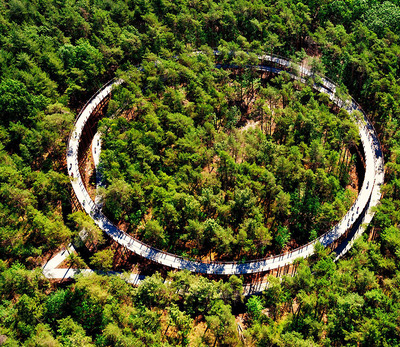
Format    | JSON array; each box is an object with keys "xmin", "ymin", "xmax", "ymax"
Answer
[
  {"xmin": 1, "ymin": 0, "xmax": 400, "ymax": 345},
  {"xmin": 99, "ymin": 55, "xmax": 359, "ymax": 260}
]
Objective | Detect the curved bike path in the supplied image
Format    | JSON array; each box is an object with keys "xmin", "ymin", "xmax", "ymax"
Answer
[{"xmin": 66, "ymin": 54, "xmax": 384, "ymax": 275}]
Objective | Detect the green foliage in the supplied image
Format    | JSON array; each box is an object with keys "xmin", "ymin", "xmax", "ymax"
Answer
[
  {"xmin": 246, "ymin": 296, "xmax": 264, "ymax": 321},
  {"xmin": 363, "ymin": 1, "xmax": 400, "ymax": 37},
  {"xmin": 90, "ymin": 249, "xmax": 115, "ymax": 272},
  {"xmin": 57, "ymin": 317, "xmax": 92, "ymax": 346},
  {"xmin": 275, "ymin": 226, "xmax": 291, "ymax": 251},
  {"xmin": 0, "ymin": 263, "xmax": 49, "ymax": 300},
  {"xmin": 69, "ymin": 211, "xmax": 104, "ymax": 247},
  {"xmin": 99, "ymin": 55, "xmax": 354, "ymax": 260},
  {"xmin": 0, "ymin": 0, "xmax": 400, "ymax": 345},
  {"xmin": 0, "ymin": 79, "xmax": 45, "ymax": 127},
  {"xmin": 205, "ymin": 300, "xmax": 240, "ymax": 346},
  {"xmin": 143, "ymin": 219, "xmax": 167, "ymax": 248}
]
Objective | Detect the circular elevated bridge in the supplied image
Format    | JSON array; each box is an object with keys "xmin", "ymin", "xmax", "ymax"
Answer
[{"xmin": 66, "ymin": 53, "xmax": 384, "ymax": 275}]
